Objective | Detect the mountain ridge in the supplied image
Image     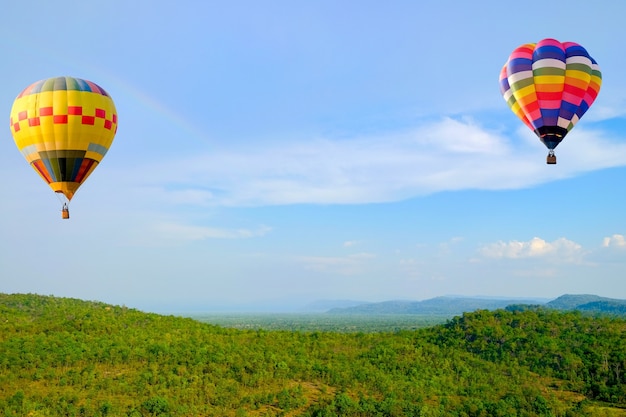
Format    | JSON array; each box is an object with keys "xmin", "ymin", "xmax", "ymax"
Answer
[{"xmin": 325, "ymin": 294, "xmax": 626, "ymax": 316}]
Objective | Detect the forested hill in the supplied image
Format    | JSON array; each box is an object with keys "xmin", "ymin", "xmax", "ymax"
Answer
[
  {"xmin": 327, "ymin": 294, "xmax": 626, "ymax": 316},
  {"xmin": 545, "ymin": 294, "xmax": 626, "ymax": 314},
  {"xmin": 1, "ymin": 293, "xmax": 626, "ymax": 416}
]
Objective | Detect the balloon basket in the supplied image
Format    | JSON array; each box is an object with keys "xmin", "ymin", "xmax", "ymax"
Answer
[
  {"xmin": 62, "ymin": 208, "xmax": 70, "ymax": 219},
  {"xmin": 546, "ymin": 154, "xmax": 556, "ymax": 164}
]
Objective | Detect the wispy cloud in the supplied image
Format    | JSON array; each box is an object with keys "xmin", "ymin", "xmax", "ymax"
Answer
[
  {"xmin": 117, "ymin": 117, "xmax": 626, "ymax": 208},
  {"xmin": 299, "ymin": 252, "xmax": 376, "ymax": 275},
  {"xmin": 155, "ymin": 222, "xmax": 272, "ymax": 240},
  {"xmin": 124, "ymin": 220, "xmax": 273, "ymax": 246}
]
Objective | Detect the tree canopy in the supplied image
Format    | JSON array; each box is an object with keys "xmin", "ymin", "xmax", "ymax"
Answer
[{"xmin": 1, "ymin": 293, "xmax": 625, "ymax": 416}]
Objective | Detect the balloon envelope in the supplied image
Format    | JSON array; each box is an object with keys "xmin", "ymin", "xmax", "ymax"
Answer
[
  {"xmin": 500, "ymin": 38, "xmax": 601, "ymax": 151},
  {"xmin": 9, "ymin": 76, "xmax": 118, "ymax": 201}
]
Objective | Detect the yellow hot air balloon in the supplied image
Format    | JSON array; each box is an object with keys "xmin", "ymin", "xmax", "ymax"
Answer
[{"xmin": 9, "ymin": 76, "xmax": 118, "ymax": 218}]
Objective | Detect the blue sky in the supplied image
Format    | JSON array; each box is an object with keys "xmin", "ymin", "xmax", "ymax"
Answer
[{"xmin": 1, "ymin": 1, "xmax": 625, "ymax": 312}]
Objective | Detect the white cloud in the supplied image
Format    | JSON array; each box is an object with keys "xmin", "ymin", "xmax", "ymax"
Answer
[
  {"xmin": 479, "ymin": 237, "xmax": 583, "ymax": 262},
  {"xmin": 422, "ymin": 117, "xmax": 509, "ymax": 154},
  {"xmin": 439, "ymin": 236, "xmax": 464, "ymax": 248},
  {"xmin": 157, "ymin": 222, "xmax": 271, "ymax": 240},
  {"xmin": 114, "ymin": 117, "xmax": 626, "ymax": 207},
  {"xmin": 602, "ymin": 234, "xmax": 626, "ymax": 248},
  {"xmin": 127, "ymin": 221, "xmax": 273, "ymax": 245}
]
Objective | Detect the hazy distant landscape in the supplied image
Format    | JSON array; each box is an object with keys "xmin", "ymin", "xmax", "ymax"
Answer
[
  {"xmin": 321, "ymin": 294, "xmax": 623, "ymax": 315},
  {"xmin": 191, "ymin": 294, "xmax": 626, "ymax": 332},
  {"xmin": 191, "ymin": 312, "xmax": 449, "ymax": 333}
]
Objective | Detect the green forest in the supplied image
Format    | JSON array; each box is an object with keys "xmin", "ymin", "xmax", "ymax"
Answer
[{"xmin": 0, "ymin": 293, "xmax": 625, "ymax": 416}]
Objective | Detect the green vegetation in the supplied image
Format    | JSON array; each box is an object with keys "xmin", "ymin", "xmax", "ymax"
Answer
[
  {"xmin": 1, "ymin": 293, "xmax": 625, "ymax": 416},
  {"xmin": 191, "ymin": 313, "xmax": 448, "ymax": 332}
]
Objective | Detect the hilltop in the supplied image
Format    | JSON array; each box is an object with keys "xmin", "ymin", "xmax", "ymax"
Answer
[
  {"xmin": 1, "ymin": 293, "xmax": 626, "ymax": 416},
  {"xmin": 545, "ymin": 293, "xmax": 626, "ymax": 313}
]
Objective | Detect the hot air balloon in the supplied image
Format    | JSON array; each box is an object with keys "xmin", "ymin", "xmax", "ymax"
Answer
[
  {"xmin": 499, "ymin": 38, "xmax": 601, "ymax": 164},
  {"xmin": 9, "ymin": 76, "xmax": 118, "ymax": 218}
]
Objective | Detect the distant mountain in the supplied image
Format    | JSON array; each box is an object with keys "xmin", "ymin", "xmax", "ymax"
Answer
[
  {"xmin": 327, "ymin": 296, "xmax": 547, "ymax": 316},
  {"xmin": 546, "ymin": 294, "xmax": 610, "ymax": 309},
  {"xmin": 301, "ymin": 299, "xmax": 368, "ymax": 312},
  {"xmin": 326, "ymin": 294, "xmax": 626, "ymax": 316},
  {"xmin": 546, "ymin": 294, "xmax": 626, "ymax": 310},
  {"xmin": 546, "ymin": 294, "xmax": 626, "ymax": 314}
]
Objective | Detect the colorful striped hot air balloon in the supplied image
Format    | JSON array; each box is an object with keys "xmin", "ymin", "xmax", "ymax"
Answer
[
  {"xmin": 499, "ymin": 38, "xmax": 601, "ymax": 164},
  {"xmin": 9, "ymin": 76, "xmax": 118, "ymax": 218}
]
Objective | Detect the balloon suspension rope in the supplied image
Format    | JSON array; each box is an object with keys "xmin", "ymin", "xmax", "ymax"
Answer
[{"xmin": 56, "ymin": 192, "xmax": 71, "ymax": 219}]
